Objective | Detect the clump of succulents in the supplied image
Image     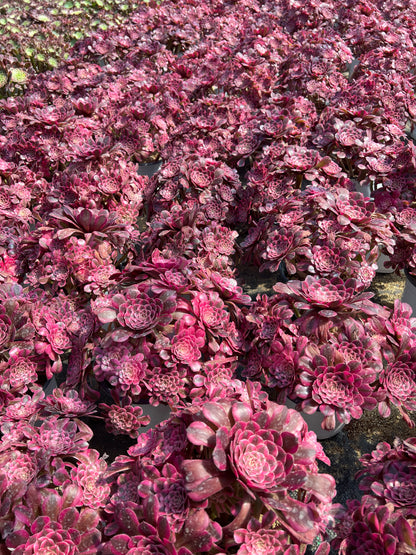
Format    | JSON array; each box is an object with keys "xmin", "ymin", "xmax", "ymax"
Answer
[
  {"xmin": 241, "ymin": 185, "xmax": 395, "ymax": 288},
  {"xmin": 331, "ymin": 436, "xmax": 416, "ymax": 553},
  {"xmin": 103, "ymin": 382, "xmax": 336, "ymax": 553},
  {"xmin": 246, "ymin": 278, "xmax": 416, "ymax": 430},
  {"xmin": 91, "ymin": 253, "xmax": 251, "ymax": 408},
  {"xmin": 0, "ymin": 413, "xmax": 105, "ymax": 552}
]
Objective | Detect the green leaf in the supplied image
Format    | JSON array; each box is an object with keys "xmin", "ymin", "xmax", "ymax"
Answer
[
  {"xmin": 10, "ymin": 68, "xmax": 28, "ymax": 84},
  {"xmin": 0, "ymin": 73, "xmax": 8, "ymax": 88},
  {"xmin": 36, "ymin": 14, "xmax": 51, "ymax": 22}
]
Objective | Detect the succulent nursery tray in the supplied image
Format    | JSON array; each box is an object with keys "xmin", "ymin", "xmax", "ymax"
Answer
[{"xmin": 2, "ymin": 0, "xmax": 416, "ymax": 553}]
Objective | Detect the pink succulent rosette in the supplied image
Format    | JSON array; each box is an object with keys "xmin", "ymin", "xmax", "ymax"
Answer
[
  {"xmin": 0, "ymin": 307, "xmax": 13, "ymax": 350},
  {"xmin": 273, "ymin": 275, "xmax": 386, "ymax": 340},
  {"xmin": 99, "ymin": 402, "xmax": 151, "ymax": 438},
  {"xmin": 296, "ymin": 358, "xmax": 378, "ymax": 429},
  {"xmin": 169, "ymin": 325, "xmax": 206, "ymax": 371},
  {"xmin": 357, "ymin": 437, "xmax": 416, "ymax": 516},
  {"xmin": 103, "ymin": 285, "xmax": 177, "ymax": 342},
  {"xmin": 379, "ymin": 351, "xmax": 416, "ymax": 425},
  {"xmin": 334, "ymin": 504, "xmax": 408, "ymax": 555}
]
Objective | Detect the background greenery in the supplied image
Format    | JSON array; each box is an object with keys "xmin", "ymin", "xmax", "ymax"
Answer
[{"xmin": 0, "ymin": 0, "xmax": 144, "ymax": 95}]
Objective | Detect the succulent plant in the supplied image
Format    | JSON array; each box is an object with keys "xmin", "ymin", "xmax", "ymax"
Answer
[
  {"xmin": 104, "ymin": 383, "xmax": 336, "ymax": 552},
  {"xmin": 332, "ymin": 436, "xmax": 416, "ymax": 554}
]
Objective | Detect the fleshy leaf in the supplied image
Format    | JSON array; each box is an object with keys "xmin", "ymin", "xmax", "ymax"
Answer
[
  {"xmin": 202, "ymin": 402, "xmax": 230, "ymax": 428},
  {"xmin": 187, "ymin": 421, "xmax": 216, "ymax": 447},
  {"xmin": 97, "ymin": 308, "xmax": 117, "ymax": 324}
]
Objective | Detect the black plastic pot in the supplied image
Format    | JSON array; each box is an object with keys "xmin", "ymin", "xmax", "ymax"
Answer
[
  {"xmin": 402, "ymin": 267, "xmax": 416, "ymax": 316},
  {"xmin": 137, "ymin": 160, "xmax": 162, "ymax": 177}
]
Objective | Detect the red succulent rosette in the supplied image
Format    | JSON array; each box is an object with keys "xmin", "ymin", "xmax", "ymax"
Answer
[
  {"xmin": 12, "ymin": 522, "xmax": 81, "ymax": 555},
  {"xmin": 96, "ymin": 285, "xmax": 177, "ymax": 342},
  {"xmin": 234, "ymin": 512, "xmax": 305, "ymax": 555},
  {"xmin": 370, "ymin": 460, "xmax": 416, "ymax": 510},
  {"xmin": 296, "ymin": 344, "xmax": 378, "ymax": 429},
  {"xmin": 1, "ymin": 356, "xmax": 38, "ymax": 393},
  {"xmin": 0, "ymin": 449, "xmax": 37, "ymax": 496},
  {"xmin": 26, "ymin": 417, "xmax": 92, "ymax": 457},
  {"xmin": 99, "ymin": 402, "xmax": 151, "ymax": 438},
  {"xmin": 229, "ymin": 420, "xmax": 294, "ymax": 493},
  {"xmin": 170, "ymin": 325, "xmax": 206, "ymax": 371},
  {"xmin": 379, "ymin": 349, "xmax": 416, "ymax": 426},
  {"xmin": 71, "ymin": 450, "xmax": 111, "ymax": 510},
  {"xmin": 334, "ymin": 504, "xmax": 402, "ymax": 555},
  {"xmin": 193, "ymin": 292, "xmax": 226, "ymax": 328},
  {"xmin": 259, "ymin": 225, "xmax": 311, "ymax": 274},
  {"xmin": 274, "ymin": 276, "xmax": 385, "ymax": 339},
  {"xmin": 147, "ymin": 365, "xmax": 188, "ymax": 407},
  {"xmin": 332, "ymin": 436, "xmax": 416, "ymax": 553},
  {"xmin": 310, "ymin": 244, "xmax": 347, "ymax": 276},
  {"xmin": 0, "ymin": 308, "xmax": 13, "ymax": 350},
  {"xmin": 4, "ymin": 491, "xmax": 102, "ymax": 554},
  {"xmin": 183, "ymin": 397, "xmax": 335, "ymax": 545},
  {"xmin": 117, "ymin": 292, "xmax": 167, "ymax": 333}
]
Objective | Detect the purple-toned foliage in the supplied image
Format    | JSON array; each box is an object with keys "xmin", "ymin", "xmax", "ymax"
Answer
[
  {"xmin": 245, "ymin": 287, "xmax": 416, "ymax": 430},
  {"xmin": 0, "ymin": 415, "xmax": 104, "ymax": 552},
  {"xmin": 2, "ymin": 0, "xmax": 416, "ymax": 549},
  {"xmin": 91, "ymin": 254, "xmax": 250, "ymax": 407},
  {"xmin": 103, "ymin": 383, "xmax": 336, "ymax": 553},
  {"xmin": 242, "ymin": 186, "xmax": 394, "ymax": 286},
  {"xmin": 332, "ymin": 436, "xmax": 416, "ymax": 554}
]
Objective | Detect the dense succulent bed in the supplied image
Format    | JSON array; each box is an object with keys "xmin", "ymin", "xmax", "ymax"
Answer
[{"xmin": 2, "ymin": 0, "xmax": 416, "ymax": 552}]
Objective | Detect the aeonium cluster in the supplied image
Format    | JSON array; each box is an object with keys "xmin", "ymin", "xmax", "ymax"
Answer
[
  {"xmin": 0, "ymin": 414, "xmax": 106, "ymax": 553},
  {"xmin": 90, "ymin": 252, "xmax": 251, "ymax": 410},
  {"xmin": 331, "ymin": 436, "xmax": 416, "ymax": 554},
  {"xmin": 102, "ymin": 382, "xmax": 336, "ymax": 554},
  {"xmin": 381, "ymin": 203, "xmax": 416, "ymax": 277},
  {"xmin": 245, "ymin": 276, "xmax": 416, "ymax": 431},
  {"xmin": 241, "ymin": 186, "xmax": 394, "ymax": 288},
  {"xmin": 0, "ymin": 282, "xmax": 97, "ymax": 386}
]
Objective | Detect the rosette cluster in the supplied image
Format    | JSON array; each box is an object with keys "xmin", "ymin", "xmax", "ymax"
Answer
[
  {"xmin": 332, "ymin": 436, "xmax": 416, "ymax": 554},
  {"xmin": 91, "ymin": 255, "xmax": 250, "ymax": 407},
  {"xmin": 103, "ymin": 385, "xmax": 336, "ymax": 553}
]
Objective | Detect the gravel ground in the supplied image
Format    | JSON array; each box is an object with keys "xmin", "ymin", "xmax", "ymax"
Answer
[{"xmin": 369, "ymin": 270, "xmax": 406, "ymax": 308}]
